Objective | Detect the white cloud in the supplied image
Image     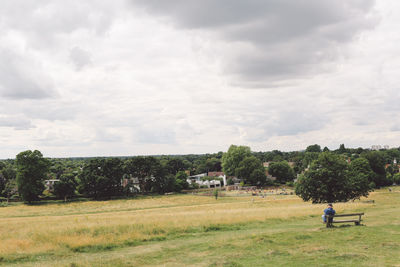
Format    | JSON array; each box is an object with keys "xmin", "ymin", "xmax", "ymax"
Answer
[
  {"xmin": 131, "ymin": 0, "xmax": 378, "ymax": 85},
  {"xmin": 0, "ymin": 115, "xmax": 35, "ymax": 130},
  {"xmin": 1, "ymin": 0, "xmax": 400, "ymax": 158},
  {"xmin": 0, "ymin": 48, "xmax": 56, "ymax": 99},
  {"xmin": 70, "ymin": 47, "xmax": 92, "ymax": 70}
]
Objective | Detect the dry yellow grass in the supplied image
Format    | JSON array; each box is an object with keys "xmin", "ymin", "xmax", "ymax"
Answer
[{"xmin": 0, "ymin": 193, "xmax": 374, "ymax": 257}]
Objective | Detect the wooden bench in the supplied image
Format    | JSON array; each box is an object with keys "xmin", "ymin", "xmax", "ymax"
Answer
[{"xmin": 325, "ymin": 213, "xmax": 364, "ymax": 228}]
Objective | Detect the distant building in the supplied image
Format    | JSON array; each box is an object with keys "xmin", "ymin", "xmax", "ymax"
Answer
[
  {"xmin": 188, "ymin": 172, "xmax": 228, "ymax": 188},
  {"xmin": 122, "ymin": 176, "xmax": 140, "ymax": 192},
  {"xmin": 207, "ymin": 171, "xmax": 224, "ymax": 177},
  {"xmin": 208, "ymin": 171, "xmax": 227, "ymax": 187}
]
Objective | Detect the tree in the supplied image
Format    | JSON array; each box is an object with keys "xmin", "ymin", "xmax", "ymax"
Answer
[
  {"xmin": 0, "ymin": 173, "xmax": 5, "ymax": 196},
  {"xmin": 1, "ymin": 164, "xmax": 16, "ymax": 181},
  {"xmin": 337, "ymin": 144, "xmax": 347, "ymax": 154},
  {"xmin": 2, "ymin": 179, "xmax": 18, "ymax": 203},
  {"xmin": 392, "ymin": 173, "xmax": 400, "ymax": 185},
  {"xmin": 165, "ymin": 158, "xmax": 186, "ymax": 175},
  {"xmin": 235, "ymin": 156, "xmax": 266, "ymax": 185},
  {"xmin": 268, "ymin": 161, "xmax": 295, "ymax": 184},
  {"xmin": 306, "ymin": 144, "xmax": 322, "ymax": 153},
  {"xmin": 53, "ymin": 172, "xmax": 77, "ymax": 202},
  {"xmin": 173, "ymin": 171, "xmax": 189, "ymax": 192},
  {"xmin": 222, "ymin": 145, "xmax": 251, "ymax": 176},
  {"xmin": 16, "ymin": 150, "xmax": 50, "ymax": 203},
  {"xmin": 363, "ymin": 151, "xmax": 390, "ymax": 187},
  {"xmin": 124, "ymin": 157, "xmax": 161, "ymax": 192},
  {"xmin": 149, "ymin": 166, "xmax": 175, "ymax": 194},
  {"xmin": 78, "ymin": 158, "xmax": 124, "ymax": 199},
  {"xmin": 347, "ymin": 158, "xmax": 373, "ymax": 200},
  {"xmin": 204, "ymin": 158, "xmax": 222, "ymax": 172},
  {"xmin": 0, "ymin": 163, "xmax": 17, "ymax": 201},
  {"xmin": 295, "ymin": 152, "xmax": 371, "ymax": 203},
  {"xmin": 349, "ymin": 158, "xmax": 375, "ymax": 186}
]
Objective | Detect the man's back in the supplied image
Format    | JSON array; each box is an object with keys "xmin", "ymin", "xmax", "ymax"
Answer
[{"xmin": 324, "ymin": 207, "xmax": 335, "ymax": 216}]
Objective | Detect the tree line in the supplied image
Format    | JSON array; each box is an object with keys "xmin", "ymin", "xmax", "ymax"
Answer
[
  {"xmin": 1, "ymin": 144, "xmax": 399, "ymax": 203},
  {"xmin": 0, "ymin": 150, "xmax": 197, "ymax": 203}
]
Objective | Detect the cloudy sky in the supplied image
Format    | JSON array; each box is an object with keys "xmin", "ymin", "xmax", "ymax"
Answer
[{"xmin": 0, "ymin": 0, "xmax": 399, "ymax": 158}]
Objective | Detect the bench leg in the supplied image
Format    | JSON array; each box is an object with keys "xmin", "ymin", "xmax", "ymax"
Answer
[
  {"xmin": 327, "ymin": 217, "xmax": 333, "ymax": 228},
  {"xmin": 355, "ymin": 221, "xmax": 360, "ymax": 226}
]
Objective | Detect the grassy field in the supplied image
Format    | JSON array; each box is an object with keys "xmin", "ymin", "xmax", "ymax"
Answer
[{"xmin": 0, "ymin": 187, "xmax": 399, "ymax": 267}]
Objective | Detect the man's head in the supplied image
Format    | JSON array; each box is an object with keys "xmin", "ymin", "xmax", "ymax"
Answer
[{"xmin": 328, "ymin": 203, "xmax": 333, "ymax": 208}]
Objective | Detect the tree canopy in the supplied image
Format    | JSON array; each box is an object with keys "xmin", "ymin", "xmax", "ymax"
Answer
[
  {"xmin": 306, "ymin": 144, "xmax": 322, "ymax": 153},
  {"xmin": 268, "ymin": 161, "xmax": 295, "ymax": 183},
  {"xmin": 78, "ymin": 158, "xmax": 124, "ymax": 199},
  {"xmin": 295, "ymin": 152, "xmax": 371, "ymax": 203},
  {"xmin": 222, "ymin": 145, "xmax": 251, "ymax": 176},
  {"xmin": 15, "ymin": 150, "xmax": 50, "ymax": 203},
  {"xmin": 235, "ymin": 155, "xmax": 266, "ymax": 185}
]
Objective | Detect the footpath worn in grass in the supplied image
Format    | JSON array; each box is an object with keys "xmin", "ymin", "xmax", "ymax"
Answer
[{"xmin": 0, "ymin": 188, "xmax": 399, "ymax": 266}]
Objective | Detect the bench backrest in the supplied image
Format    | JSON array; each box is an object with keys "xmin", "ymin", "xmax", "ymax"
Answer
[{"xmin": 330, "ymin": 213, "xmax": 364, "ymax": 217}]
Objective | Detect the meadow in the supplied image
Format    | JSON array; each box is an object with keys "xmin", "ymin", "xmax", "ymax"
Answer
[{"xmin": 0, "ymin": 188, "xmax": 399, "ymax": 266}]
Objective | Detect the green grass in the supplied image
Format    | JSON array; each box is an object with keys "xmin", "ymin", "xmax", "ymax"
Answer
[{"xmin": 1, "ymin": 188, "xmax": 399, "ymax": 266}]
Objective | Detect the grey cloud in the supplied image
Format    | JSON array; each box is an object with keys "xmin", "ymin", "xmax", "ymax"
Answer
[
  {"xmin": 131, "ymin": 0, "xmax": 377, "ymax": 85},
  {"xmin": 95, "ymin": 130, "xmax": 123, "ymax": 143},
  {"xmin": 34, "ymin": 134, "xmax": 92, "ymax": 147},
  {"xmin": 70, "ymin": 47, "xmax": 92, "ymax": 70},
  {"xmin": 215, "ymin": 104, "xmax": 328, "ymax": 142},
  {"xmin": 0, "ymin": 115, "xmax": 35, "ymax": 130},
  {"xmin": 133, "ymin": 128, "xmax": 176, "ymax": 144},
  {"xmin": 390, "ymin": 125, "xmax": 400, "ymax": 132},
  {"xmin": 0, "ymin": 49, "xmax": 56, "ymax": 99},
  {"xmin": 265, "ymin": 111, "xmax": 326, "ymax": 136},
  {"xmin": 21, "ymin": 102, "xmax": 80, "ymax": 121},
  {"xmin": 0, "ymin": 1, "xmax": 120, "ymax": 45}
]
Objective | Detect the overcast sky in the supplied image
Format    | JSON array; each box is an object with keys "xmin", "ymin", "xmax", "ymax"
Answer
[{"xmin": 1, "ymin": 0, "xmax": 399, "ymax": 158}]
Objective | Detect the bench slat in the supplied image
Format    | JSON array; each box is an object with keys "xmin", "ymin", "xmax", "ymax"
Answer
[
  {"xmin": 332, "ymin": 213, "xmax": 364, "ymax": 217},
  {"xmin": 333, "ymin": 220, "xmax": 361, "ymax": 223}
]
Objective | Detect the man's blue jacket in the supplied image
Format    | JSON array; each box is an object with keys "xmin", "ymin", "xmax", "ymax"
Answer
[{"xmin": 324, "ymin": 207, "xmax": 336, "ymax": 216}]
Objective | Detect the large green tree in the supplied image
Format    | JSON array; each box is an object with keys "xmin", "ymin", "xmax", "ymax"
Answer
[
  {"xmin": 268, "ymin": 161, "xmax": 295, "ymax": 183},
  {"xmin": 165, "ymin": 158, "xmax": 187, "ymax": 175},
  {"xmin": 53, "ymin": 172, "xmax": 77, "ymax": 202},
  {"xmin": 16, "ymin": 150, "xmax": 50, "ymax": 203},
  {"xmin": 349, "ymin": 158, "xmax": 375, "ymax": 187},
  {"xmin": 235, "ymin": 155, "xmax": 266, "ymax": 185},
  {"xmin": 78, "ymin": 158, "xmax": 124, "ymax": 199},
  {"xmin": 124, "ymin": 156, "xmax": 161, "ymax": 192},
  {"xmin": 2, "ymin": 179, "xmax": 18, "ymax": 203},
  {"xmin": 305, "ymin": 144, "xmax": 322, "ymax": 153},
  {"xmin": 222, "ymin": 145, "xmax": 251, "ymax": 176},
  {"xmin": 0, "ymin": 163, "xmax": 17, "ymax": 201},
  {"xmin": 295, "ymin": 152, "xmax": 371, "ymax": 203},
  {"xmin": 174, "ymin": 171, "xmax": 189, "ymax": 192},
  {"xmin": 347, "ymin": 158, "xmax": 373, "ymax": 200},
  {"xmin": 362, "ymin": 151, "xmax": 389, "ymax": 187}
]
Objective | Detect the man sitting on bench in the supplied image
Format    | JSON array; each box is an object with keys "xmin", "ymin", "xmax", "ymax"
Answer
[{"xmin": 322, "ymin": 203, "xmax": 335, "ymax": 223}]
